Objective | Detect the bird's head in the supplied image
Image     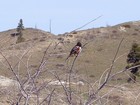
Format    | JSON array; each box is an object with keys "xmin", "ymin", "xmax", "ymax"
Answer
[{"xmin": 76, "ymin": 42, "xmax": 82, "ymax": 47}]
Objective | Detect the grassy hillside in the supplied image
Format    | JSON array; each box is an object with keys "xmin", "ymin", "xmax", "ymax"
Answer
[{"xmin": 0, "ymin": 21, "xmax": 140, "ymax": 105}]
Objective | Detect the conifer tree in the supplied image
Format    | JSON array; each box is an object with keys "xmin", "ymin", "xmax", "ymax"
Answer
[
  {"xmin": 17, "ymin": 19, "xmax": 24, "ymax": 37},
  {"xmin": 16, "ymin": 19, "xmax": 25, "ymax": 43},
  {"xmin": 126, "ymin": 42, "xmax": 140, "ymax": 82}
]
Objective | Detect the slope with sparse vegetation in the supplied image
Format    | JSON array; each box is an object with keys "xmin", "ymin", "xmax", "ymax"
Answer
[{"xmin": 0, "ymin": 20, "xmax": 140, "ymax": 104}]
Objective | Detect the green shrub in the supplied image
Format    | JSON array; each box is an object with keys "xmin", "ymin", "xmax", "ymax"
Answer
[{"xmin": 126, "ymin": 42, "xmax": 140, "ymax": 82}]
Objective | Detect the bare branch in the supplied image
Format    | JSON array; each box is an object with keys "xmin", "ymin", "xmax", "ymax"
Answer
[
  {"xmin": 51, "ymin": 71, "xmax": 71, "ymax": 104},
  {"xmin": 85, "ymin": 38, "xmax": 124, "ymax": 105},
  {"xmin": 31, "ymin": 42, "xmax": 52, "ymax": 79},
  {"xmin": 0, "ymin": 51, "xmax": 28, "ymax": 98},
  {"xmin": 96, "ymin": 38, "xmax": 124, "ymax": 93},
  {"xmin": 71, "ymin": 15, "xmax": 103, "ymax": 32}
]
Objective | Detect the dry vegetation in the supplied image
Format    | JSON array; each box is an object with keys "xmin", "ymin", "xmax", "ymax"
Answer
[{"xmin": 0, "ymin": 21, "xmax": 140, "ymax": 105}]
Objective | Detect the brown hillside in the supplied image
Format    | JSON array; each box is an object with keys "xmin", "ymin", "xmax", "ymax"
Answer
[
  {"xmin": 0, "ymin": 28, "xmax": 56, "ymax": 49},
  {"xmin": 0, "ymin": 21, "xmax": 140, "ymax": 105},
  {"xmin": 58, "ymin": 20, "xmax": 140, "ymax": 42}
]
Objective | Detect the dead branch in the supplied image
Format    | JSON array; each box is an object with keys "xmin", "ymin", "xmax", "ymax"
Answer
[
  {"xmin": 68, "ymin": 55, "xmax": 78, "ymax": 103},
  {"xmin": 31, "ymin": 42, "xmax": 52, "ymax": 79},
  {"xmin": 51, "ymin": 71, "xmax": 72, "ymax": 104},
  {"xmin": 96, "ymin": 38, "xmax": 124, "ymax": 93},
  {"xmin": 85, "ymin": 38, "xmax": 124, "ymax": 105},
  {"xmin": 71, "ymin": 15, "xmax": 103, "ymax": 32},
  {"xmin": 0, "ymin": 51, "xmax": 28, "ymax": 98}
]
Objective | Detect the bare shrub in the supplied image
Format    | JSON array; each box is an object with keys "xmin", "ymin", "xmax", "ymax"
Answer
[
  {"xmin": 33, "ymin": 37, "xmax": 38, "ymax": 41},
  {"xmin": 57, "ymin": 37, "xmax": 64, "ymax": 41},
  {"xmin": 56, "ymin": 55, "xmax": 63, "ymax": 59},
  {"xmin": 89, "ymin": 74, "xmax": 95, "ymax": 78},
  {"xmin": 108, "ymin": 95, "xmax": 122, "ymax": 103},
  {"xmin": 71, "ymin": 31, "xmax": 77, "ymax": 34},
  {"xmin": 112, "ymin": 30, "xmax": 117, "ymax": 33},
  {"xmin": 68, "ymin": 34, "xmax": 73, "ymax": 37},
  {"xmin": 135, "ymin": 29, "xmax": 139, "ymax": 31},
  {"xmin": 97, "ymin": 47, "xmax": 103, "ymax": 52},
  {"xmin": 122, "ymin": 24, "xmax": 131, "ymax": 28},
  {"xmin": 56, "ymin": 63, "xmax": 65, "ymax": 67},
  {"xmin": 1, "ymin": 38, "xmax": 140, "ymax": 105},
  {"xmin": 11, "ymin": 33, "xmax": 20, "ymax": 37},
  {"xmin": 132, "ymin": 33, "xmax": 138, "ymax": 36},
  {"xmin": 97, "ymin": 30, "xmax": 101, "ymax": 33},
  {"xmin": 39, "ymin": 38, "xmax": 46, "ymax": 42},
  {"xmin": 85, "ymin": 60, "xmax": 90, "ymax": 63}
]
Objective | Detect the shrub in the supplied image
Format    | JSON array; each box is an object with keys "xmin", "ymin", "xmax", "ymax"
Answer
[
  {"xmin": 126, "ymin": 42, "xmax": 140, "ymax": 82},
  {"xmin": 68, "ymin": 34, "xmax": 73, "ymax": 37},
  {"xmin": 122, "ymin": 24, "xmax": 131, "ymax": 28},
  {"xmin": 132, "ymin": 33, "xmax": 138, "ymax": 36},
  {"xmin": 112, "ymin": 30, "xmax": 117, "ymax": 33},
  {"xmin": 71, "ymin": 31, "xmax": 77, "ymax": 34},
  {"xmin": 135, "ymin": 29, "xmax": 139, "ymax": 31},
  {"xmin": 57, "ymin": 37, "xmax": 64, "ymax": 41},
  {"xmin": 39, "ymin": 38, "xmax": 46, "ymax": 42}
]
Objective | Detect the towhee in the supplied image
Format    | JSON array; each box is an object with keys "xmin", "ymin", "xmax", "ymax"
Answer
[{"xmin": 66, "ymin": 42, "xmax": 82, "ymax": 61}]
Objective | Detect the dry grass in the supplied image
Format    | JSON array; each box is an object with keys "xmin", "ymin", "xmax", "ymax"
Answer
[{"xmin": 0, "ymin": 21, "xmax": 140, "ymax": 104}]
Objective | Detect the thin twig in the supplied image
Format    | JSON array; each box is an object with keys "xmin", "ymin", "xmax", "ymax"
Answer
[
  {"xmin": 48, "ymin": 89, "xmax": 55, "ymax": 105},
  {"xmin": 85, "ymin": 38, "xmax": 124, "ymax": 105},
  {"xmin": 0, "ymin": 51, "xmax": 28, "ymax": 98},
  {"xmin": 71, "ymin": 15, "xmax": 103, "ymax": 32},
  {"xmin": 31, "ymin": 42, "xmax": 52, "ymax": 79},
  {"xmin": 68, "ymin": 55, "xmax": 78, "ymax": 103},
  {"xmin": 96, "ymin": 38, "xmax": 124, "ymax": 93},
  {"xmin": 50, "ymin": 71, "xmax": 71, "ymax": 104}
]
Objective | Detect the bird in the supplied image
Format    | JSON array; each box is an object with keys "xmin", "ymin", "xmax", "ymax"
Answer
[{"xmin": 65, "ymin": 42, "xmax": 82, "ymax": 61}]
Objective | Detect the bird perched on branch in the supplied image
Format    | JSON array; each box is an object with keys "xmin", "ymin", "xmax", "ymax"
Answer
[{"xmin": 66, "ymin": 42, "xmax": 82, "ymax": 61}]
